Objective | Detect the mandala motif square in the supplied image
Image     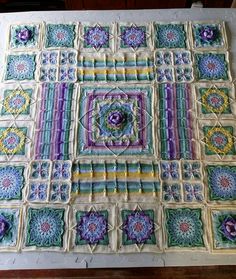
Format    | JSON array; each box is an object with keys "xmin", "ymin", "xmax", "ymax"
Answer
[
  {"xmin": 83, "ymin": 25, "xmax": 110, "ymax": 50},
  {"xmin": 5, "ymin": 54, "xmax": 36, "ymax": 81},
  {"xmin": 119, "ymin": 25, "xmax": 147, "ymax": 49},
  {"xmin": 45, "ymin": 24, "xmax": 75, "ymax": 48},
  {"xmin": 0, "ymin": 208, "xmax": 20, "ymax": 249},
  {"xmin": 165, "ymin": 208, "xmax": 204, "ymax": 248},
  {"xmin": 9, "ymin": 24, "xmax": 40, "ymax": 49},
  {"xmin": 194, "ymin": 52, "xmax": 230, "ymax": 81},
  {"xmin": 206, "ymin": 165, "xmax": 236, "ymax": 201},
  {"xmin": 77, "ymin": 87, "xmax": 154, "ymax": 156},
  {"xmin": 121, "ymin": 209, "xmax": 156, "ymax": 246},
  {"xmin": 211, "ymin": 208, "xmax": 236, "ymax": 250},
  {"xmin": 75, "ymin": 210, "xmax": 109, "ymax": 246},
  {"xmin": 25, "ymin": 207, "xmax": 65, "ymax": 248},
  {"xmin": 0, "ymin": 165, "xmax": 25, "ymax": 201},
  {"xmin": 155, "ymin": 23, "xmax": 187, "ymax": 49},
  {"xmin": 191, "ymin": 22, "xmax": 226, "ymax": 49}
]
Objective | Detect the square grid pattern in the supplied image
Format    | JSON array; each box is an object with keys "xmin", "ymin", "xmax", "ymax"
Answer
[{"xmin": 0, "ymin": 21, "xmax": 235, "ymax": 253}]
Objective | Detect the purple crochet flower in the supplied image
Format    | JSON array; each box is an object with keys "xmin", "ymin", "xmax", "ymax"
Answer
[
  {"xmin": 221, "ymin": 216, "xmax": 236, "ymax": 241},
  {"xmin": 17, "ymin": 28, "xmax": 32, "ymax": 42},
  {"xmin": 0, "ymin": 216, "xmax": 10, "ymax": 238},
  {"xmin": 200, "ymin": 26, "xmax": 216, "ymax": 41}
]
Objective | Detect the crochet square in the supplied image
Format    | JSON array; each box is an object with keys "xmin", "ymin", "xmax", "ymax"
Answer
[
  {"xmin": 45, "ymin": 24, "xmax": 76, "ymax": 48},
  {"xmin": 75, "ymin": 210, "xmax": 109, "ymax": 246},
  {"xmin": 40, "ymin": 51, "xmax": 58, "ymax": 65},
  {"xmin": 160, "ymin": 161, "xmax": 180, "ymax": 181},
  {"xmin": 0, "ymin": 207, "xmax": 21, "ymax": 250},
  {"xmin": 49, "ymin": 182, "xmax": 70, "ymax": 203},
  {"xmin": 9, "ymin": 24, "xmax": 40, "ymax": 50},
  {"xmin": 0, "ymin": 84, "xmax": 37, "ymax": 121},
  {"xmin": 117, "ymin": 204, "xmax": 161, "ymax": 253},
  {"xmin": 71, "ymin": 160, "xmax": 159, "ymax": 202},
  {"xmin": 191, "ymin": 22, "xmax": 227, "ymax": 49},
  {"xmin": 83, "ymin": 25, "xmax": 109, "ymax": 49},
  {"xmin": 25, "ymin": 206, "xmax": 67, "ymax": 250},
  {"xmin": 27, "ymin": 182, "xmax": 49, "ymax": 202},
  {"xmin": 39, "ymin": 67, "xmax": 57, "ymax": 82},
  {"xmin": 195, "ymin": 84, "xmax": 236, "ymax": 119},
  {"xmin": 51, "ymin": 161, "xmax": 71, "ymax": 180},
  {"xmin": 0, "ymin": 127, "xmax": 27, "ymax": 156},
  {"xmin": 0, "ymin": 165, "xmax": 25, "ymax": 201},
  {"xmin": 77, "ymin": 86, "xmax": 154, "ymax": 157},
  {"xmin": 210, "ymin": 208, "xmax": 236, "ymax": 251},
  {"xmin": 206, "ymin": 164, "xmax": 236, "ymax": 201},
  {"xmin": 194, "ymin": 52, "xmax": 231, "ymax": 81},
  {"xmin": 29, "ymin": 161, "xmax": 51, "ymax": 180},
  {"xmin": 154, "ymin": 23, "xmax": 187, "ymax": 49},
  {"xmin": 69, "ymin": 204, "xmax": 115, "ymax": 253},
  {"xmin": 162, "ymin": 183, "xmax": 182, "ymax": 202},
  {"xmin": 5, "ymin": 53, "xmax": 36, "ymax": 81},
  {"xmin": 182, "ymin": 161, "xmax": 202, "ymax": 180},
  {"xmin": 159, "ymin": 83, "xmax": 197, "ymax": 160},
  {"xmin": 117, "ymin": 23, "xmax": 152, "ymax": 52},
  {"xmin": 202, "ymin": 126, "xmax": 236, "ymax": 156},
  {"xmin": 183, "ymin": 183, "xmax": 204, "ymax": 202},
  {"xmin": 34, "ymin": 83, "xmax": 75, "ymax": 160},
  {"xmin": 165, "ymin": 207, "xmax": 205, "ymax": 248}
]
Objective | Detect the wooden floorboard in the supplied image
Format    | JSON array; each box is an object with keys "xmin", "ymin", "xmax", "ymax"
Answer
[{"xmin": 0, "ymin": 266, "xmax": 236, "ymax": 279}]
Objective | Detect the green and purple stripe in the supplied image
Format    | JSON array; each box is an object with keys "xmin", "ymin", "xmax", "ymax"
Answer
[
  {"xmin": 159, "ymin": 83, "xmax": 196, "ymax": 160},
  {"xmin": 34, "ymin": 83, "xmax": 74, "ymax": 160}
]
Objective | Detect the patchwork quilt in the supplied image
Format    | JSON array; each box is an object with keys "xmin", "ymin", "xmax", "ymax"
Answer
[{"xmin": 0, "ymin": 20, "xmax": 235, "ymax": 254}]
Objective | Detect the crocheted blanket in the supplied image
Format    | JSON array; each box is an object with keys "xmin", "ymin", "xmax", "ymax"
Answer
[{"xmin": 0, "ymin": 21, "xmax": 235, "ymax": 254}]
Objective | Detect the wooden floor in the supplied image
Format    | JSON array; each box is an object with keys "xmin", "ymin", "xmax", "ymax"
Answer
[{"xmin": 0, "ymin": 266, "xmax": 236, "ymax": 278}]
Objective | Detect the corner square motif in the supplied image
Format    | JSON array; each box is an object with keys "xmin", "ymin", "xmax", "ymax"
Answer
[
  {"xmin": 45, "ymin": 24, "xmax": 76, "ymax": 48},
  {"xmin": 206, "ymin": 164, "xmax": 236, "ymax": 202},
  {"xmin": 210, "ymin": 208, "xmax": 236, "ymax": 251},
  {"xmin": 9, "ymin": 24, "xmax": 40, "ymax": 50},
  {"xmin": 191, "ymin": 21, "xmax": 227, "ymax": 49},
  {"xmin": 5, "ymin": 53, "xmax": 36, "ymax": 81},
  {"xmin": 154, "ymin": 23, "xmax": 188, "ymax": 49},
  {"xmin": 29, "ymin": 160, "xmax": 51, "ymax": 180},
  {"xmin": 194, "ymin": 52, "xmax": 231, "ymax": 81},
  {"xmin": 77, "ymin": 86, "xmax": 154, "ymax": 157},
  {"xmin": 24, "ymin": 206, "xmax": 68, "ymax": 251},
  {"xmin": 27, "ymin": 181, "xmax": 48, "ymax": 202},
  {"xmin": 0, "ymin": 207, "xmax": 21, "ymax": 250},
  {"xmin": 0, "ymin": 164, "xmax": 25, "ymax": 201},
  {"xmin": 165, "ymin": 207, "xmax": 205, "ymax": 248}
]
